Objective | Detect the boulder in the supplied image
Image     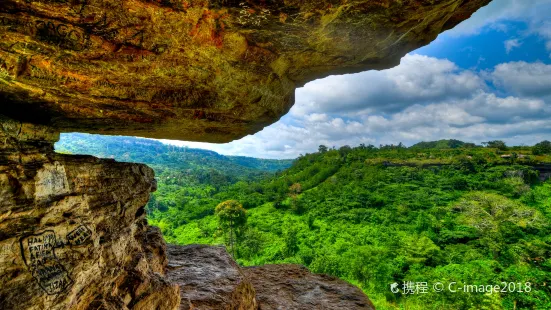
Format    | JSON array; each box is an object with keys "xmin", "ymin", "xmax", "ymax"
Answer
[
  {"xmin": 165, "ymin": 245, "xmax": 375, "ymax": 310},
  {"xmin": 244, "ymin": 264, "xmax": 375, "ymax": 310},
  {"xmin": 166, "ymin": 244, "xmax": 257, "ymax": 310}
]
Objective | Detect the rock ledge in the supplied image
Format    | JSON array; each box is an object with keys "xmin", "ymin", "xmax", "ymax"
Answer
[{"xmin": 167, "ymin": 244, "xmax": 374, "ymax": 310}]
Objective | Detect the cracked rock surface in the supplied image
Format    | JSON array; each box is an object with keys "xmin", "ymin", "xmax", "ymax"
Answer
[{"xmin": 166, "ymin": 244, "xmax": 257, "ymax": 310}]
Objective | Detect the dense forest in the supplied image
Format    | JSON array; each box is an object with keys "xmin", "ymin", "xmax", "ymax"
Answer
[
  {"xmin": 56, "ymin": 135, "xmax": 551, "ymax": 310},
  {"xmin": 55, "ymin": 133, "xmax": 293, "ymax": 228}
]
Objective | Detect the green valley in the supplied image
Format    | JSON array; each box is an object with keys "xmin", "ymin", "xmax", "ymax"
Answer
[{"xmin": 56, "ymin": 135, "xmax": 551, "ymax": 310}]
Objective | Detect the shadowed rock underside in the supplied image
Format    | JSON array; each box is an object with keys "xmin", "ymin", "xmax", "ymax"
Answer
[{"xmin": 0, "ymin": 0, "xmax": 491, "ymax": 142}]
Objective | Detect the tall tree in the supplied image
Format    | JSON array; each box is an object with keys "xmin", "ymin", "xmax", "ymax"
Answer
[
  {"xmin": 215, "ymin": 200, "xmax": 247, "ymax": 258},
  {"xmin": 484, "ymin": 140, "xmax": 508, "ymax": 151}
]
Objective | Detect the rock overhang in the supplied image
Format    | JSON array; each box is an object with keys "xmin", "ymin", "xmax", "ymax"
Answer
[{"xmin": 0, "ymin": 0, "xmax": 492, "ymax": 142}]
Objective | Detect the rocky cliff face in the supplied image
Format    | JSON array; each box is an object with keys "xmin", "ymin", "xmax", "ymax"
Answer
[
  {"xmin": 0, "ymin": 116, "xmax": 180, "ymax": 309},
  {"xmin": 244, "ymin": 264, "xmax": 375, "ymax": 310},
  {"xmin": 166, "ymin": 244, "xmax": 257, "ymax": 310},
  {"xmin": 0, "ymin": 0, "xmax": 490, "ymax": 141}
]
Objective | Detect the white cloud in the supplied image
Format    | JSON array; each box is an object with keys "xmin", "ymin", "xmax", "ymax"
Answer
[
  {"xmin": 530, "ymin": 19, "xmax": 551, "ymax": 54},
  {"xmin": 504, "ymin": 39, "xmax": 522, "ymax": 53},
  {"xmin": 292, "ymin": 54, "xmax": 485, "ymax": 116},
  {"xmin": 490, "ymin": 61, "xmax": 551, "ymax": 97},
  {"xmin": 304, "ymin": 113, "xmax": 329, "ymax": 122},
  {"xmin": 446, "ymin": 0, "xmax": 551, "ymax": 36}
]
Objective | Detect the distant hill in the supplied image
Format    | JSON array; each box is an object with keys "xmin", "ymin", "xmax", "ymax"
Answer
[
  {"xmin": 55, "ymin": 133, "xmax": 293, "ymax": 175},
  {"xmin": 55, "ymin": 133, "xmax": 295, "ymax": 221},
  {"xmin": 409, "ymin": 139, "xmax": 471, "ymax": 149}
]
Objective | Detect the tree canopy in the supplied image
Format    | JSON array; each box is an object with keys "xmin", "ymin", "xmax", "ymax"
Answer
[{"xmin": 215, "ymin": 200, "xmax": 247, "ymax": 258}]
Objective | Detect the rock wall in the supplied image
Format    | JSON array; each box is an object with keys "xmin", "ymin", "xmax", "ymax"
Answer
[
  {"xmin": 0, "ymin": 0, "xmax": 491, "ymax": 141},
  {"xmin": 532, "ymin": 164, "xmax": 551, "ymax": 182},
  {"xmin": 0, "ymin": 116, "xmax": 180, "ymax": 309}
]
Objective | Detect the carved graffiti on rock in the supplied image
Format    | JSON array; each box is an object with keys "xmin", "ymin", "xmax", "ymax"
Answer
[
  {"xmin": 31, "ymin": 261, "xmax": 73, "ymax": 295},
  {"xmin": 66, "ymin": 225, "xmax": 92, "ymax": 246},
  {"xmin": 20, "ymin": 230, "xmax": 72, "ymax": 295},
  {"xmin": 19, "ymin": 225, "xmax": 93, "ymax": 295}
]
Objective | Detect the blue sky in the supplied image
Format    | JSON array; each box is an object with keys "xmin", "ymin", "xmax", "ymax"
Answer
[{"xmin": 158, "ymin": 0, "xmax": 551, "ymax": 159}]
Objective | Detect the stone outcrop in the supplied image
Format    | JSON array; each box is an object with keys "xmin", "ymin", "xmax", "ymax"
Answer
[
  {"xmin": 166, "ymin": 244, "xmax": 257, "ymax": 310},
  {"xmin": 244, "ymin": 264, "xmax": 375, "ymax": 310},
  {"xmin": 166, "ymin": 244, "xmax": 374, "ymax": 310},
  {"xmin": 0, "ymin": 0, "xmax": 491, "ymax": 142},
  {"xmin": 0, "ymin": 116, "xmax": 180, "ymax": 309}
]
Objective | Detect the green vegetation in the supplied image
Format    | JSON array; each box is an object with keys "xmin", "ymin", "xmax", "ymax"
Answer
[
  {"xmin": 56, "ymin": 133, "xmax": 293, "ymax": 174},
  {"xmin": 56, "ymin": 133, "xmax": 293, "ymax": 225},
  {"xmin": 56, "ymin": 136, "xmax": 551, "ymax": 310},
  {"xmin": 484, "ymin": 141, "xmax": 509, "ymax": 151},
  {"xmin": 533, "ymin": 141, "xmax": 551, "ymax": 156},
  {"xmin": 410, "ymin": 139, "xmax": 468, "ymax": 149}
]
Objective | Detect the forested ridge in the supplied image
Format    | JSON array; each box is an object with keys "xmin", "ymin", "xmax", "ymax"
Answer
[
  {"xmin": 55, "ymin": 133, "xmax": 294, "ymax": 222},
  {"xmin": 56, "ymin": 136, "xmax": 551, "ymax": 310},
  {"xmin": 56, "ymin": 133, "xmax": 293, "ymax": 178}
]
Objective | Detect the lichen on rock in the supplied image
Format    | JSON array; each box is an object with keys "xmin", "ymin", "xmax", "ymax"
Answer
[{"xmin": 0, "ymin": 0, "xmax": 491, "ymax": 142}]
